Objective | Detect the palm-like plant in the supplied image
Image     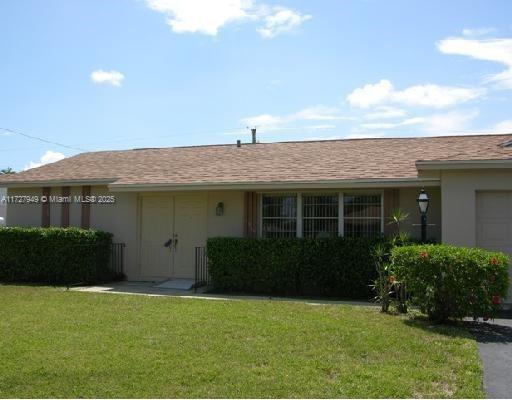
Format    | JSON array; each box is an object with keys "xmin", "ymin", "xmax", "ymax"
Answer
[
  {"xmin": 387, "ymin": 208, "xmax": 409, "ymax": 234},
  {"xmin": 383, "ymin": 208, "xmax": 410, "ymax": 313}
]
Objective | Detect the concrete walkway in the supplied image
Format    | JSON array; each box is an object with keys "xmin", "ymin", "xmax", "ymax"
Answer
[
  {"xmin": 466, "ymin": 318, "xmax": 512, "ymax": 399},
  {"xmin": 71, "ymin": 281, "xmax": 377, "ymax": 307}
]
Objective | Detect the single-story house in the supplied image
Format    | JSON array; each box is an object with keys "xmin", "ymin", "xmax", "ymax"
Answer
[
  {"xmin": 1, "ymin": 134, "xmax": 511, "ymax": 290},
  {"xmin": 0, "ymin": 187, "xmax": 6, "ymax": 226}
]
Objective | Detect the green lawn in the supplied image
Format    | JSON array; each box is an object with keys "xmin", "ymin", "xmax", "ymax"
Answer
[{"xmin": 0, "ymin": 286, "xmax": 483, "ymax": 398}]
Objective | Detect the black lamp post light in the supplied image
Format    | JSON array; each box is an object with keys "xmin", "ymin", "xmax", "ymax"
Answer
[{"xmin": 417, "ymin": 188, "xmax": 430, "ymax": 242}]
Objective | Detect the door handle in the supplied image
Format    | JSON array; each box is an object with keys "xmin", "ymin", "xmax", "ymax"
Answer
[{"xmin": 173, "ymin": 234, "xmax": 178, "ymax": 251}]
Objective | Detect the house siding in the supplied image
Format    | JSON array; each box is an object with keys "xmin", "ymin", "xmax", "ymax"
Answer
[
  {"xmin": 441, "ymin": 169, "xmax": 512, "ymax": 247},
  {"xmin": 5, "ymin": 185, "xmax": 443, "ymax": 280},
  {"xmin": 0, "ymin": 187, "xmax": 6, "ymax": 223}
]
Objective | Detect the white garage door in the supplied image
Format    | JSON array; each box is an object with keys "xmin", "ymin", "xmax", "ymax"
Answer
[{"xmin": 476, "ymin": 191, "xmax": 512, "ymax": 302}]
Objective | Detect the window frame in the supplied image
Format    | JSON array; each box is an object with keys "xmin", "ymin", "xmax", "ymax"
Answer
[
  {"xmin": 342, "ymin": 193, "xmax": 384, "ymax": 238},
  {"xmin": 301, "ymin": 193, "xmax": 340, "ymax": 238},
  {"xmin": 258, "ymin": 190, "xmax": 384, "ymax": 238},
  {"xmin": 259, "ymin": 193, "xmax": 299, "ymax": 239}
]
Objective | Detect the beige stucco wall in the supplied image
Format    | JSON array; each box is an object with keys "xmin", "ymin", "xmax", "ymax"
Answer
[
  {"xmin": 441, "ymin": 169, "xmax": 512, "ymax": 247},
  {"xmin": 3, "ymin": 184, "xmax": 447, "ymax": 280},
  {"xmin": 4, "ymin": 186, "xmax": 246, "ymax": 280},
  {"xmin": 0, "ymin": 187, "xmax": 6, "ymax": 223},
  {"xmin": 398, "ymin": 187, "xmax": 442, "ymax": 242},
  {"xmin": 6, "ymin": 187, "xmax": 42, "ymax": 226},
  {"xmin": 5, "ymin": 186, "xmax": 140, "ymax": 279},
  {"xmin": 206, "ymin": 191, "xmax": 245, "ymax": 238},
  {"xmin": 49, "ymin": 187, "xmax": 61, "ymax": 227},
  {"xmin": 69, "ymin": 186, "xmax": 82, "ymax": 227},
  {"xmin": 89, "ymin": 186, "xmax": 139, "ymax": 279}
]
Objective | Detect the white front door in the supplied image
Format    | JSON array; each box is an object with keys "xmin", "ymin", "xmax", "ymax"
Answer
[
  {"xmin": 140, "ymin": 194, "xmax": 207, "ymax": 280},
  {"xmin": 173, "ymin": 194, "xmax": 208, "ymax": 279},
  {"xmin": 140, "ymin": 196, "xmax": 174, "ymax": 278},
  {"xmin": 476, "ymin": 191, "xmax": 512, "ymax": 301}
]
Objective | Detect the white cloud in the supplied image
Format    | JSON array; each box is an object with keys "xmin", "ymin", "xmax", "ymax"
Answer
[
  {"xmin": 347, "ymin": 79, "xmax": 484, "ymax": 108},
  {"xmin": 358, "ymin": 110, "xmax": 478, "ymax": 135},
  {"xmin": 364, "ymin": 106, "xmax": 406, "ymax": 120},
  {"xmin": 306, "ymin": 124, "xmax": 337, "ymax": 131},
  {"xmin": 145, "ymin": 0, "xmax": 310, "ymax": 38},
  {"xmin": 90, "ymin": 70, "xmax": 125, "ymax": 87},
  {"xmin": 24, "ymin": 151, "xmax": 66, "ymax": 171},
  {"xmin": 344, "ymin": 132, "xmax": 388, "ymax": 139},
  {"xmin": 416, "ymin": 110, "xmax": 479, "ymax": 134},
  {"xmin": 491, "ymin": 119, "xmax": 512, "ymax": 133},
  {"xmin": 145, "ymin": 0, "xmax": 251, "ymax": 35},
  {"xmin": 346, "ymin": 79, "xmax": 393, "ymax": 108},
  {"xmin": 462, "ymin": 27, "xmax": 497, "ymax": 37},
  {"xmin": 359, "ymin": 122, "xmax": 398, "ymax": 130},
  {"xmin": 257, "ymin": 7, "xmax": 311, "ymax": 38},
  {"xmin": 437, "ymin": 37, "xmax": 512, "ymax": 88},
  {"xmin": 304, "ymin": 135, "xmax": 342, "ymax": 141},
  {"xmin": 242, "ymin": 105, "xmax": 351, "ymax": 131},
  {"xmin": 243, "ymin": 113, "xmax": 283, "ymax": 128},
  {"xmin": 291, "ymin": 105, "xmax": 343, "ymax": 121}
]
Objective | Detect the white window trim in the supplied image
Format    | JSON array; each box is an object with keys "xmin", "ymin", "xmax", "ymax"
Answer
[
  {"xmin": 380, "ymin": 193, "xmax": 384, "ymax": 234},
  {"xmin": 258, "ymin": 191, "xmax": 384, "ymax": 238},
  {"xmin": 338, "ymin": 192, "xmax": 344, "ymax": 237},
  {"xmin": 297, "ymin": 193, "xmax": 303, "ymax": 238}
]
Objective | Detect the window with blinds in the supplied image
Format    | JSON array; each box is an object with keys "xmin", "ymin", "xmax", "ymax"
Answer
[
  {"xmin": 302, "ymin": 194, "xmax": 339, "ymax": 238},
  {"xmin": 343, "ymin": 194, "xmax": 382, "ymax": 237},
  {"xmin": 261, "ymin": 194, "xmax": 297, "ymax": 238}
]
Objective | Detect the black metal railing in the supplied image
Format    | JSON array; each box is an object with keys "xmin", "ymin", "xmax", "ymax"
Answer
[
  {"xmin": 110, "ymin": 243, "xmax": 125, "ymax": 277},
  {"xmin": 194, "ymin": 246, "xmax": 209, "ymax": 292}
]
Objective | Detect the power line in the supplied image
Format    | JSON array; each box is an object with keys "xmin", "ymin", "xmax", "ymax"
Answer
[
  {"xmin": 0, "ymin": 127, "xmax": 88, "ymax": 152},
  {"xmin": 70, "ymin": 128, "xmax": 246, "ymax": 147},
  {"xmin": 69, "ymin": 126, "xmax": 321, "ymax": 148}
]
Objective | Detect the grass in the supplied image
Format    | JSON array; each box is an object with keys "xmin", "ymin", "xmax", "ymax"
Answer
[{"xmin": 0, "ymin": 285, "xmax": 483, "ymax": 398}]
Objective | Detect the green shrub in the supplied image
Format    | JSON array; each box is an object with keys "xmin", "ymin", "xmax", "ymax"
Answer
[
  {"xmin": 207, "ymin": 236, "xmax": 387, "ymax": 298},
  {"xmin": 391, "ymin": 244, "xmax": 509, "ymax": 322},
  {"xmin": 0, "ymin": 227, "xmax": 113, "ymax": 285}
]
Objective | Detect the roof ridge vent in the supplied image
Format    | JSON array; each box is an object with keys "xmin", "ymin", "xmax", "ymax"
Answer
[{"xmin": 498, "ymin": 139, "xmax": 512, "ymax": 148}]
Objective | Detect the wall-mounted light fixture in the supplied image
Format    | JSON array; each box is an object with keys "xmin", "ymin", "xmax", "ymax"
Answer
[
  {"xmin": 417, "ymin": 188, "xmax": 430, "ymax": 242},
  {"xmin": 216, "ymin": 202, "xmax": 224, "ymax": 216}
]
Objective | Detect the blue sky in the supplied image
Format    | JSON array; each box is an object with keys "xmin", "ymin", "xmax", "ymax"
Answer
[{"xmin": 1, "ymin": 0, "xmax": 512, "ymax": 171}]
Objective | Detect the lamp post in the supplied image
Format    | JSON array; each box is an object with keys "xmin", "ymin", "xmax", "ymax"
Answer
[{"xmin": 417, "ymin": 188, "xmax": 430, "ymax": 242}]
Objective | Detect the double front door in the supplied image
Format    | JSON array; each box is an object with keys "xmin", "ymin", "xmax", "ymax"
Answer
[{"xmin": 140, "ymin": 194, "xmax": 207, "ymax": 279}]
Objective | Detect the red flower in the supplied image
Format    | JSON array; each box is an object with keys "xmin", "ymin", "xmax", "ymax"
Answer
[
  {"xmin": 492, "ymin": 295, "xmax": 501, "ymax": 305},
  {"xmin": 490, "ymin": 257, "xmax": 499, "ymax": 266},
  {"xmin": 419, "ymin": 250, "xmax": 429, "ymax": 260}
]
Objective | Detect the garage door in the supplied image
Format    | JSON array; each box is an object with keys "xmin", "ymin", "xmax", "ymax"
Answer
[{"xmin": 476, "ymin": 191, "xmax": 512, "ymax": 302}]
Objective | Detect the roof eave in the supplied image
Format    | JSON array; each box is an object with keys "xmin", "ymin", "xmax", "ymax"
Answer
[
  {"xmin": 0, "ymin": 179, "xmax": 117, "ymax": 188},
  {"xmin": 416, "ymin": 159, "xmax": 512, "ymax": 170},
  {"xmin": 108, "ymin": 178, "xmax": 441, "ymax": 192}
]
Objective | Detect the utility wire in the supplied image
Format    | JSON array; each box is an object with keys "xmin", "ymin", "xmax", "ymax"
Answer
[
  {"xmin": 72, "ymin": 128, "xmax": 246, "ymax": 147},
  {"xmin": 0, "ymin": 127, "xmax": 88, "ymax": 152}
]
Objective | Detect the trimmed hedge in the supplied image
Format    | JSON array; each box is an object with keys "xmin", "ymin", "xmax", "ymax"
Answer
[
  {"xmin": 207, "ymin": 236, "xmax": 387, "ymax": 298},
  {"xmin": 0, "ymin": 227, "xmax": 113, "ymax": 285},
  {"xmin": 391, "ymin": 244, "xmax": 510, "ymax": 322}
]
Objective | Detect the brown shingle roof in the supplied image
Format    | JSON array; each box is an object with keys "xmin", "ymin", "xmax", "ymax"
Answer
[{"xmin": 1, "ymin": 134, "xmax": 511, "ymax": 187}]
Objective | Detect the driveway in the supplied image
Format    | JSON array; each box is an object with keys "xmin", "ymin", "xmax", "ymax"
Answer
[{"xmin": 466, "ymin": 318, "xmax": 512, "ymax": 399}]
